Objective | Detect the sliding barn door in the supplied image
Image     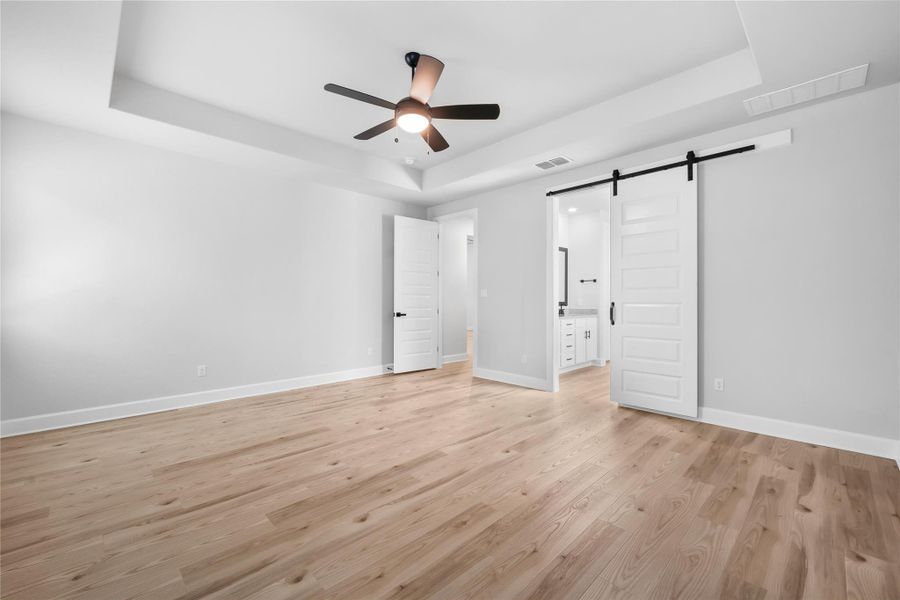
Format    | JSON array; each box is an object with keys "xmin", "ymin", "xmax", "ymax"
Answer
[
  {"xmin": 610, "ymin": 168, "xmax": 698, "ymax": 417},
  {"xmin": 393, "ymin": 215, "xmax": 439, "ymax": 374}
]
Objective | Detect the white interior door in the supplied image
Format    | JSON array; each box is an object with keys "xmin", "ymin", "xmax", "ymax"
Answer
[
  {"xmin": 393, "ymin": 215, "xmax": 439, "ymax": 374},
  {"xmin": 610, "ymin": 168, "xmax": 698, "ymax": 417}
]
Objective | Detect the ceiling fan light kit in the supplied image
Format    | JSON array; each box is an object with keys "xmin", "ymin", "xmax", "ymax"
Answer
[
  {"xmin": 324, "ymin": 51, "xmax": 500, "ymax": 152},
  {"xmin": 395, "ymin": 98, "xmax": 431, "ymax": 133}
]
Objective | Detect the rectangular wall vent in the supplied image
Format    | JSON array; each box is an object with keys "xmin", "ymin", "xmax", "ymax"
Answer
[
  {"xmin": 743, "ymin": 64, "xmax": 868, "ymax": 117},
  {"xmin": 534, "ymin": 156, "xmax": 573, "ymax": 170}
]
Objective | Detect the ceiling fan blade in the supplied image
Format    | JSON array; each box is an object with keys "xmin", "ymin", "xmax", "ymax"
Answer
[
  {"xmin": 324, "ymin": 83, "xmax": 396, "ymax": 110},
  {"xmin": 421, "ymin": 124, "xmax": 449, "ymax": 152},
  {"xmin": 431, "ymin": 104, "xmax": 500, "ymax": 120},
  {"xmin": 409, "ymin": 55, "xmax": 444, "ymax": 104},
  {"xmin": 354, "ymin": 119, "xmax": 396, "ymax": 140}
]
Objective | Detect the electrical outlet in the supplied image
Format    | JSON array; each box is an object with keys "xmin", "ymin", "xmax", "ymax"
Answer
[
  {"xmin": 480, "ymin": 289, "xmax": 488, "ymax": 298},
  {"xmin": 367, "ymin": 347, "xmax": 373, "ymax": 356},
  {"xmin": 197, "ymin": 365, "xmax": 207, "ymax": 377},
  {"xmin": 714, "ymin": 377, "xmax": 724, "ymax": 391},
  {"xmin": 521, "ymin": 354, "xmax": 528, "ymax": 364}
]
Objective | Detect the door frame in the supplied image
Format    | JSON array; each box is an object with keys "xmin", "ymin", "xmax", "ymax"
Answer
[
  {"xmin": 546, "ymin": 187, "xmax": 611, "ymax": 393},
  {"xmin": 434, "ymin": 208, "xmax": 478, "ymax": 372}
]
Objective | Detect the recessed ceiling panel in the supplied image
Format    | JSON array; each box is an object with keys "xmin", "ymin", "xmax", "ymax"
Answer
[{"xmin": 114, "ymin": 1, "xmax": 749, "ymax": 167}]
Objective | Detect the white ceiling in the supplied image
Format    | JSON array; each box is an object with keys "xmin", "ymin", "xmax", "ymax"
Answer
[
  {"xmin": 114, "ymin": 1, "xmax": 748, "ymax": 167},
  {"xmin": 2, "ymin": 1, "xmax": 898, "ymax": 205}
]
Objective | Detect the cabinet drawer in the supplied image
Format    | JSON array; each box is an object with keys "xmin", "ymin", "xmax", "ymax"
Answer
[
  {"xmin": 561, "ymin": 319, "xmax": 575, "ymax": 331},
  {"xmin": 560, "ymin": 342, "xmax": 575, "ymax": 357},
  {"xmin": 560, "ymin": 353, "xmax": 576, "ymax": 367}
]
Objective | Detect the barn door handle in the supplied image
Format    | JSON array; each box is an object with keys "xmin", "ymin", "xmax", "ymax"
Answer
[
  {"xmin": 609, "ymin": 302, "xmax": 615, "ymax": 326},
  {"xmin": 394, "ymin": 312, "xmax": 407, "ymax": 317}
]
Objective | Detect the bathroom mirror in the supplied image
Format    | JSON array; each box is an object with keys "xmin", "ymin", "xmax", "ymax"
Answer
[{"xmin": 558, "ymin": 247, "xmax": 568, "ymax": 307}]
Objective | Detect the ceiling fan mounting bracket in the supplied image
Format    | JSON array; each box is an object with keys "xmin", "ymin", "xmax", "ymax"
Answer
[{"xmin": 404, "ymin": 52, "xmax": 421, "ymax": 69}]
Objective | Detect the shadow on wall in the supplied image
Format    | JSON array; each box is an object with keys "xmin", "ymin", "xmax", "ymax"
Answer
[{"xmin": 381, "ymin": 213, "xmax": 394, "ymax": 364}]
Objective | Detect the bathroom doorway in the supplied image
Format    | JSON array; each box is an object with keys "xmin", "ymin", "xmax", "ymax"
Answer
[{"xmin": 552, "ymin": 186, "xmax": 611, "ymax": 390}]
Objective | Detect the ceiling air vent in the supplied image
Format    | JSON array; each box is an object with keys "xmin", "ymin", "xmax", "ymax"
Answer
[
  {"xmin": 743, "ymin": 64, "xmax": 868, "ymax": 117},
  {"xmin": 534, "ymin": 156, "xmax": 574, "ymax": 170}
]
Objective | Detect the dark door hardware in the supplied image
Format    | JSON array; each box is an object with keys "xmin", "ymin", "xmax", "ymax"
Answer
[
  {"xmin": 394, "ymin": 312, "xmax": 407, "ymax": 317},
  {"xmin": 609, "ymin": 302, "xmax": 615, "ymax": 326}
]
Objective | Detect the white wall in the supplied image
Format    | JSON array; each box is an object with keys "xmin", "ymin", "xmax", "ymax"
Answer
[
  {"xmin": 566, "ymin": 211, "xmax": 607, "ymax": 309},
  {"xmin": 558, "ymin": 213, "xmax": 570, "ymax": 247},
  {"xmin": 430, "ymin": 188, "xmax": 549, "ymax": 386},
  {"xmin": 430, "ymin": 83, "xmax": 900, "ymax": 444},
  {"xmin": 439, "ymin": 216, "xmax": 473, "ymax": 359},
  {"xmin": 1, "ymin": 114, "xmax": 426, "ymax": 422}
]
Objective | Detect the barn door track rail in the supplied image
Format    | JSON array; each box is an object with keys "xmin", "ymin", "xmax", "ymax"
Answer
[{"xmin": 546, "ymin": 144, "xmax": 756, "ymax": 197}]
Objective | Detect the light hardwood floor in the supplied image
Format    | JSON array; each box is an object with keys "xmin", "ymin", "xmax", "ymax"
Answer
[{"xmin": 2, "ymin": 352, "xmax": 899, "ymax": 599}]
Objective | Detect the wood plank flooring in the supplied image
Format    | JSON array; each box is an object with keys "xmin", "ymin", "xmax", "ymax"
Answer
[{"xmin": 2, "ymin": 354, "xmax": 898, "ymax": 599}]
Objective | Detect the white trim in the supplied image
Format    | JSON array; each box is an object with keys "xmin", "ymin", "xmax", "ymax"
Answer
[
  {"xmin": 442, "ymin": 353, "xmax": 469, "ymax": 364},
  {"xmin": 548, "ymin": 195, "xmax": 560, "ymax": 392},
  {"xmin": 699, "ymin": 406, "xmax": 900, "ymax": 461},
  {"xmin": 1, "ymin": 364, "xmax": 391, "ymax": 437},
  {"xmin": 474, "ymin": 367, "xmax": 551, "ymax": 392},
  {"xmin": 559, "ymin": 360, "xmax": 606, "ymax": 375},
  {"xmin": 436, "ymin": 220, "xmax": 444, "ymax": 369}
]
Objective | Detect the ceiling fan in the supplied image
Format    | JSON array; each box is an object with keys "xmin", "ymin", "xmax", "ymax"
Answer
[{"xmin": 324, "ymin": 52, "xmax": 500, "ymax": 153}]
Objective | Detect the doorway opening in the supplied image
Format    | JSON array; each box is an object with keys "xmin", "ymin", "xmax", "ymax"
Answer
[
  {"xmin": 436, "ymin": 209, "xmax": 478, "ymax": 371},
  {"xmin": 551, "ymin": 186, "xmax": 611, "ymax": 391}
]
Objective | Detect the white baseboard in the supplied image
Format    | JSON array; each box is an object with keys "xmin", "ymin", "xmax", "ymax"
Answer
[
  {"xmin": 0, "ymin": 364, "xmax": 391, "ymax": 438},
  {"xmin": 442, "ymin": 353, "xmax": 469, "ymax": 364},
  {"xmin": 560, "ymin": 360, "xmax": 606, "ymax": 374},
  {"xmin": 473, "ymin": 367, "xmax": 551, "ymax": 392},
  {"xmin": 699, "ymin": 406, "xmax": 900, "ymax": 462}
]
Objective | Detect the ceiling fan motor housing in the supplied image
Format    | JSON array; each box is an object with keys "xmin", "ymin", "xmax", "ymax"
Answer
[{"xmin": 395, "ymin": 97, "xmax": 431, "ymax": 122}]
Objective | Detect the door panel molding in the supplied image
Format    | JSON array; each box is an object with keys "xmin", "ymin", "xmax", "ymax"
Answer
[{"xmin": 611, "ymin": 168, "xmax": 698, "ymax": 417}]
